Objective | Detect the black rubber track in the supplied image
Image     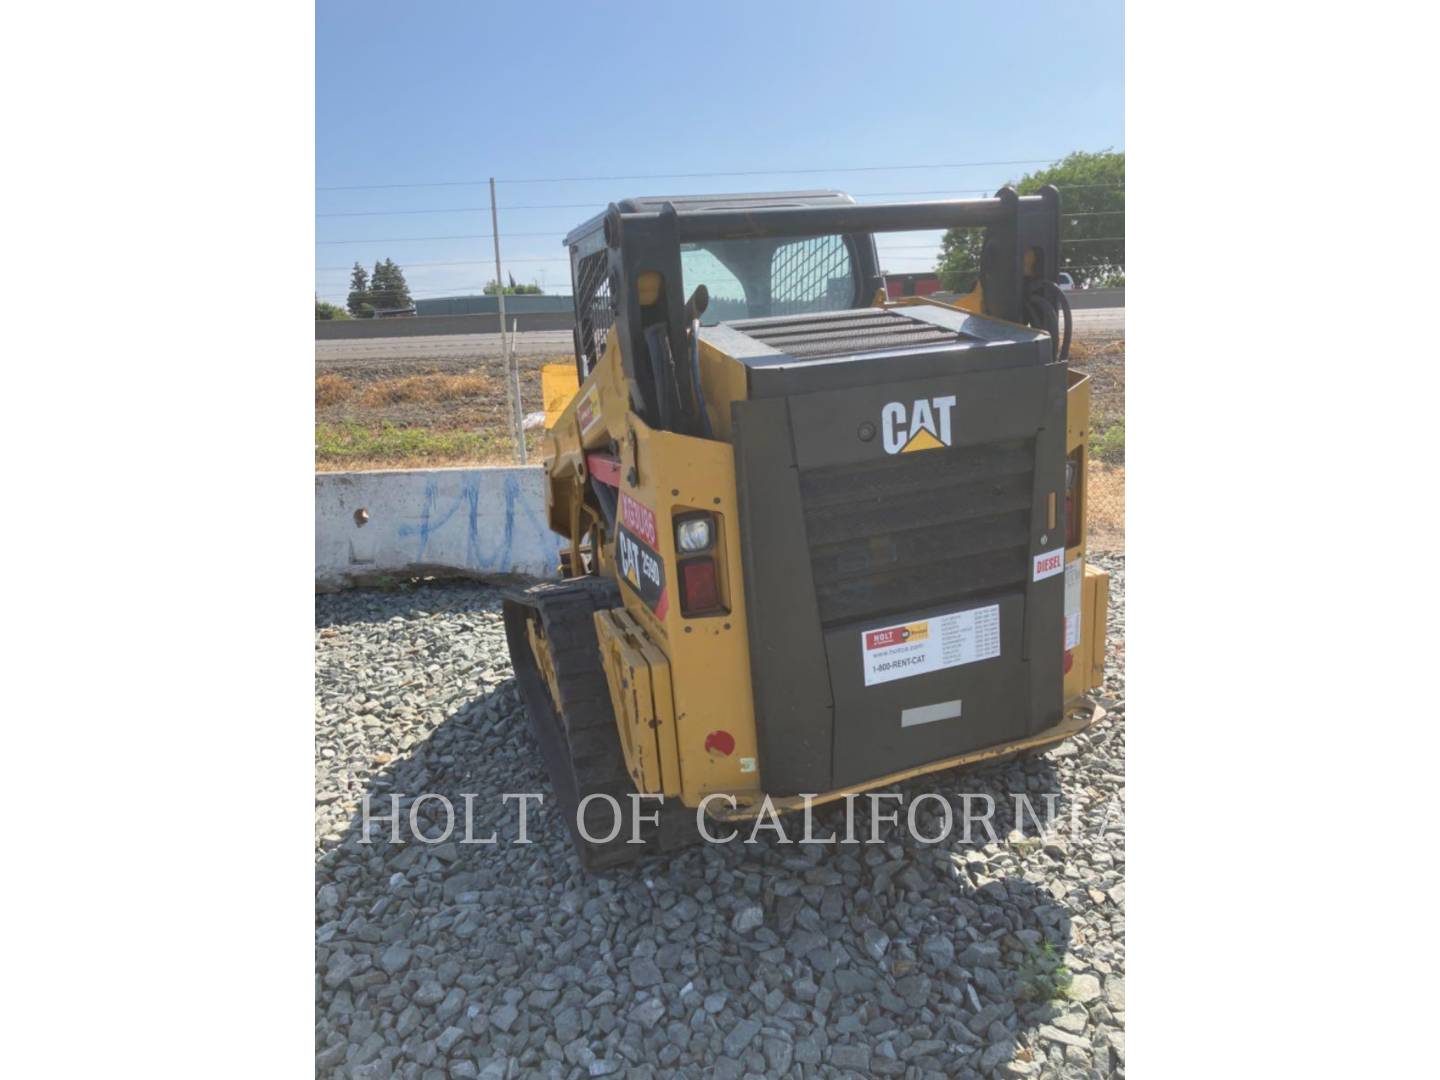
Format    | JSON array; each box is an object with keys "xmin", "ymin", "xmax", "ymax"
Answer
[{"xmin": 502, "ymin": 577, "xmax": 700, "ymax": 872}]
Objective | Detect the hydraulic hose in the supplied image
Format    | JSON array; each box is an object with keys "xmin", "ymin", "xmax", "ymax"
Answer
[
  {"xmin": 689, "ymin": 319, "xmax": 714, "ymax": 439},
  {"xmin": 1026, "ymin": 278, "xmax": 1073, "ymax": 364}
]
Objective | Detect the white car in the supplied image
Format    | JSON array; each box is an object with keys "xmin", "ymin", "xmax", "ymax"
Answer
[{"xmin": 1056, "ymin": 271, "xmax": 1076, "ymax": 292}]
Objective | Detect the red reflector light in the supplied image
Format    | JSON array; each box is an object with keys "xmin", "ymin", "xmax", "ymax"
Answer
[
  {"xmin": 1063, "ymin": 649, "xmax": 1074, "ymax": 674},
  {"xmin": 679, "ymin": 557, "xmax": 720, "ymax": 614},
  {"xmin": 705, "ymin": 730, "xmax": 735, "ymax": 756}
]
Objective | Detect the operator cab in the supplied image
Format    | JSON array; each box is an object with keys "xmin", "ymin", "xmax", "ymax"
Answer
[{"xmin": 565, "ymin": 191, "xmax": 884, "ymax": 374}]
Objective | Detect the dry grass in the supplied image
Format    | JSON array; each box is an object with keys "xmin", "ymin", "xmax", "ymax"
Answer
[
  {"xmin": 1070, "ymin": 336, "xmax": 1125, "ymax": 433},
  {"xmin": 315, "ymin": 373, "xmax": 354, "ymax": 407},
  {"xmin": 1067, "ymin": 336, "xmax": 1125, "ymax": 365},
  {"xmin": 357, "ymin": 372, "xmax": 496, "ymax": 408}
]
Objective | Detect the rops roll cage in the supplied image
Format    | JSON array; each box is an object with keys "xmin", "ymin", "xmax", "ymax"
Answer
[{"xmin": 569, "ymin": 186, "xmax": 1064, "ymax": 439}]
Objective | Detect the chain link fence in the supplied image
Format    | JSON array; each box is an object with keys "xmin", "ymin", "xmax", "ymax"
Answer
[{"xmin": 1072, "ymin": 333, "xmax": 1125, "ymax": 552}]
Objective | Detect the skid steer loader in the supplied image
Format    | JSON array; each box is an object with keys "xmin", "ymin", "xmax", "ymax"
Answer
[{"xmin": 503, "ymin": 188, "xmax": 1109, "ymax": 870}]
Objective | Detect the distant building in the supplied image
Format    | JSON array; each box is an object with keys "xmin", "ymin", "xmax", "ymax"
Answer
[
  {"xmin": 413, "ymin": 294, "xmax": 574, "ymax": 317},
  {"xmin": 372, "ymin": 305, "xmax": 417, "ymax": 318}
]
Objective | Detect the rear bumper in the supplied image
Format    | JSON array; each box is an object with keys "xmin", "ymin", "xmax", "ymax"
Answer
[{"xmin": 711, "ymin": 697, "xmax": 1105, "ymax": 821}]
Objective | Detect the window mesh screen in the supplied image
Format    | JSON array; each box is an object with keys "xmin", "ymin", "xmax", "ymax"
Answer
[
  {"xmin": 770, "ymin": 235, "xmax": 855, "ymax": 317},
  {"xmin": 572, "ymin": 248, "xmax": 613, "ymax": 375}
]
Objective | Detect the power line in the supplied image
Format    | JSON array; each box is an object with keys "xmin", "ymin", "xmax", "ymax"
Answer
[
  {"xmin": 317, "ymin": 226, "xmax": 1123, "ymax": 249},
  {"xmin": 318, "ymin": 237, "xmax": 1121, "ymax": 263},
  {"xmin": 317, "ymin": 240, "xmax": 1124, "ymax": 275},
  {"xmin": 317, "ymin": 255, "xmax": 570, "ymax": 271},
  {"xmin": 318, "ymin": 203, "xmax": 1125, "ymax": 221},
  {"xmin": 317, "ymin": 257, "xmax": 532, "ymax": 272},
  {"xmin": 316, "ymin": 231, "xmax": 560, "ymax": 245},
  {"xmin": 499, "ymin": 161, "xmax": 1065, "ymax": 184},
  {"xmin": 316, "ymin": 158, "xmax": 1071, "ymax": 192}
]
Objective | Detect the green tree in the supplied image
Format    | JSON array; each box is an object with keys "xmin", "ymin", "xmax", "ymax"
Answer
[
  {"xmin": 935, "ymin": 150, "xmax": 1125, "ymax": 290},
  {"xmin": 315, "ymin": 297, "xmax": 350, "ymax": 320},
  {"xmin": 483, "ymin": 279, "xmax": 543, "ymax": 295},
  {"xmin": 346, "ymin": 262, "xmax": 371, "ymax": 317},
  {"xmin": 369, "ymin": 258, "xmax": 412, "ymax": 309},
  {"xmin": 934, "ymin": 228, "xmax": 986, "ymax": 294}
]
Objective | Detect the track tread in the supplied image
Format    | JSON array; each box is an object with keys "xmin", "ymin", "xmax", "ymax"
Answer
[{"xmin": 503, "ymin": 577, "xmax": 699, "ymax": 871}]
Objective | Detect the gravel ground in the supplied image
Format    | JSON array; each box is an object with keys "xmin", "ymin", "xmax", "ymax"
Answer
[{"xmin": 316, "ymin": 555, "xmax": 1125, "ymax": 1079}]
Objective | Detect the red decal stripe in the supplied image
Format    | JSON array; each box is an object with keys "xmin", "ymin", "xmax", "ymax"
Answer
[{"xmin": 586, "ymin": 452, "xmax": 621, "ymax": 487}]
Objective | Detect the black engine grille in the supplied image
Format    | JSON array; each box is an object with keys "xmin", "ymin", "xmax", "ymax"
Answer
[
  {"xmin": 799, "ymin": 439, "xmax": 1034, "ymax": 626},
  {"xmin": 731, "ymin": 308, "xmax": 975, "ymax": 360}
]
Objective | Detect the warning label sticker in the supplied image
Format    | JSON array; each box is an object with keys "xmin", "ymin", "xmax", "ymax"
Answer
[
  {"xmin": 576, "ymin": 388, "xmax": 600, "ymax": 435},
  {"xmin": 1064, "ymin": 558, "xmax": 1082, "ymax": 651},
  {"xmin": 861, "ymin": 605, "xmax": 1001, "ymax": 687}
]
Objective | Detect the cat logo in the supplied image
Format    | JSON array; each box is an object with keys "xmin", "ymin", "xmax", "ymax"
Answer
[{"xmin": 881, "ymin": 395, "xmax": 957, "ymax": 454}]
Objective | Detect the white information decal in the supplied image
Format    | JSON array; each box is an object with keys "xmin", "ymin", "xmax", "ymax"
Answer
[
  {"xmin": 1064, "ymin": 558, "xmax": 1082, "ymax": 651},
  {"xmin": 1033, "ymin": 548, "xmax": 1065, "ymax": 581},
  {"xmin": 861, "ymin": 605, "xmax": 1001, "ymax": 687}
]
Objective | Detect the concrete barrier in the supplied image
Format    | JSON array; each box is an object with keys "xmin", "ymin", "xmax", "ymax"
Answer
[
  {"xmin": 1067, "ymin": 288, "xmax": 1123, "ymax": 310},
  {"xmin": 316, "ymin": 467, "xmax": 562, "ymax": 590},
  {"xmin": 316, "ymin": 312, "xmax": 575, "ymax": 340}
]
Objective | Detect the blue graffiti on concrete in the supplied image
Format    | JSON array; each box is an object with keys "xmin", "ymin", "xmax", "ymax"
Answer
[{"xmin": 397, "ymin": 472, "xmax": 563, "ymax": 572}]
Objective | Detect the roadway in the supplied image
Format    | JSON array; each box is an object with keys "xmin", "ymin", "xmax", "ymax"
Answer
[{"xmin": 316, "ymin": 309, "xmax": 1123, "ymax": 369}]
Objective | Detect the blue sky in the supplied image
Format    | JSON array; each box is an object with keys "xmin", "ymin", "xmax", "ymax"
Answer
[{"xmin": 316, "ymin": 0, "xmax": 1124, "ymax": 305}]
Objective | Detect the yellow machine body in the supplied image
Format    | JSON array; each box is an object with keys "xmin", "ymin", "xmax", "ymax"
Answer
[{"xmin": 537, "ymin": 305, "xmax": 1109, "ymax": 816}]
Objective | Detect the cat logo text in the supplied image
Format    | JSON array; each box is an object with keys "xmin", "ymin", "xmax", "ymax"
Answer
[{"xmin": 881, "ymin": 395, "xmax": 957, "ymax": 455}]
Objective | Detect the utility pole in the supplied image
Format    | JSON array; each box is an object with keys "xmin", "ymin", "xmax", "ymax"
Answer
[
  {"xmin": 511, "ymin": 317, "xmax": 524, "ymax": 442},
  {"xmin": 489, "ymin": 177, "xmax": 526, "ymax": 463}
]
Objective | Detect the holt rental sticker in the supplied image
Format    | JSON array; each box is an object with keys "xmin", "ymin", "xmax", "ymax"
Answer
[{"xmin": 861, "ymin": 605, "xmax": 1001, "ymax": 687}]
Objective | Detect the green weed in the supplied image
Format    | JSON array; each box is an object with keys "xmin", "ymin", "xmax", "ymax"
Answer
[
  {"xmin": 1091, "ymin": 421, "xmax": 1125, "ymax": 464},
  {"xmin": 1014, "ymin": 941, "xmax": 1074, "ymax": 1002}
]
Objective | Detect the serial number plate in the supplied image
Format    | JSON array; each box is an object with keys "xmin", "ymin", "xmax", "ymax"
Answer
[{"xmin": 860, "ymin": 605, "xmax": 1000, "ymax": 687}]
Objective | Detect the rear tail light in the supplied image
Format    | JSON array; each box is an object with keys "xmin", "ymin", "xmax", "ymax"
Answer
[
  {"xmin": 679, "ymin": 557, "xmax": 721, "ymax": 614},
  {"xmin": 1064, "ymin": 450, "xmax": 1082, "ymax": 548}
]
